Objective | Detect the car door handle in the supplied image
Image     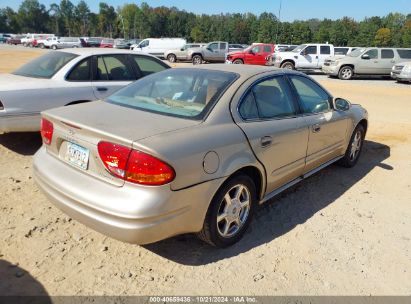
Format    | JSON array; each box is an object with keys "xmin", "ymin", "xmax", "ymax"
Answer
[
  {"xmin": 260, "ymin": 136, "xmax": 272, "ymax": 148},
  {"xmin": 97, "ymin": 87, "xmax": 108, "ymax": 92},
  {"xmin": 312, "ymin": 124, "xmax": 321, "ymax": 133}
]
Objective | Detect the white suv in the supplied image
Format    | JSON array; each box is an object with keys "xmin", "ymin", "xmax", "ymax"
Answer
[{"xmin": 268, "ymin": 43, "xmax": 335, "ymax": 71}]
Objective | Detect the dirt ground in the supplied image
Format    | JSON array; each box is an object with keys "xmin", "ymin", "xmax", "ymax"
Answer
[{"xmin": 0, "ymin": 45, "xmax": 410, "ymax": 296}]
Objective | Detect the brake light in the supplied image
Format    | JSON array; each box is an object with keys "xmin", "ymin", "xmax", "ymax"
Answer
[
  {"xmin": 40, "ymin": 118, "xmax": 53, "ymax": 145},
  {"xmin": 97, "ymin": 141, "xmax": 175, "ymax": 186}
]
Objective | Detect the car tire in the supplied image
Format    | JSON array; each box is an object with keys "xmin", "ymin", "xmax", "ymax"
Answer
[
  {"xmin": 233, "ymin": 59, "xmax": 244, "ymax": 64},
  {"xmin": 192, "ymin": 55, "xmax": 203, "ymax": 65},
  {"xmin": 197, "ymin": 174, "xmax": 257, "ymax": 247},
  {"xmin": 338, "ymin": 124, "xmax": 365, "ymax": 168},
  {"xmin": 281, "ymin": 61, "xmax": 295, "ymax": 70},
  {"xmin": 167, "ymin": 54, "xmax": 177, "ymax": 63},
  {"xmin": 52, "ymin": 45, "xmax": 57, "ymax": 50},
  {"xmin": 338, "ymin": 66, "xmax": 354, "ymax": 80}
]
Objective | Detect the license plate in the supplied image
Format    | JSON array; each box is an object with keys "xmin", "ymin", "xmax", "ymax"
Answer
[{"xmin": 65, "ymin": 142, "xmax": 89, "ymax": 170}]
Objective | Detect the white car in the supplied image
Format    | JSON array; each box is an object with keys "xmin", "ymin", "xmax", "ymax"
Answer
[
  {"xmin": 0, "ymin": 49, "xmax": 170, "ymax": 133},
  {"xmin": 391, "ymin": 61, "xmax": 411, "ymax": 83}
]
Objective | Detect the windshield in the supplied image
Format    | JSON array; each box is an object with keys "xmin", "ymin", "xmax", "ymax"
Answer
[
  {"xmin": 13, "ymin": 52, "xmax": 77, "ymax": 79},
  {"xmin": 292, "ymin": 44, "xmax": 307, "ymax": 53},
  {"xmin": 107, "ymin": 68, "xmax": 238, "ymax": 120},
  {"xmin": 348, "ymin": 48, "xmax": 367, "ymax": 57}
]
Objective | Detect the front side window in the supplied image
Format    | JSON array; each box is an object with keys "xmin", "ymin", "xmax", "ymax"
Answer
[
  {"xmin": 381, "ymin": 49, "xmax": 394, "ymax": 59},
  {"xmin": 107, "ymin": 69, "xmax": 238, "ymax": 119},
  {"xmin": 335, "ymin": 47, "xmax": 348, "ymax": 55},
  {"xmin": 13, "ymin": 52, "xmax": 77, "ymax": 79},
  {"xmin": 133, "ymin": 56, "xmax": 168, "ymax": 77},
  {"xmin": 289, "ymin": 76, "xmax": 330, "ymax": 114},
  {"xmin": 208, "ymin": 43, "xmax": 218, "ymax": 51},
  {"xmin": 240, "ymin": 76, "xmax": 296, "ymax": 120},
  {"xmin": 252, "ymin": 46, "xmax": 262, "ymax": 53},
  {"xmin": 139, "ymin": 40, "xmax": 149, "ymax": 47},
  {"xmin": 95, "ymin": 55, "xmax": 134, "ymax": 81},
  {"xmin": 263, "ymin": 45, "xmax": 272, "ymax": 53},
  {"xmin": 305, "ymin": 46, "xmax": 317, "ymax": 55},
  {"xmin": 67, "ymin": 58, "xmax": 91, "ymax": 81},
  {"xmin": 364, "ymin": 49, "xmax": 378, "ymax": 59}
]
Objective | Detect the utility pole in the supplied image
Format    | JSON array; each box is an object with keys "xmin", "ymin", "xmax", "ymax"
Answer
[{"xmin": 275, "ymin": 0, "xmax": 282, "ymax": 43}]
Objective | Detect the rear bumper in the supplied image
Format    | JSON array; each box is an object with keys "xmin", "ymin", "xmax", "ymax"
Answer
[
  {"xmin": 391, "ymin": 71, "xmax": 411, "ymax": 81},
  {"xmin": 0, "ymin": 112, "xmax": 40, "ymax": 133},
  {"xmin": 33, "ymin": 146, "xmax": 223, "ymax": 244}
]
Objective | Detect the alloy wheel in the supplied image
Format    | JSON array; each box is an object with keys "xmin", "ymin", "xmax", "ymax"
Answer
[{"xmin": 350, "ymin": 130, "xmax": 362, "ymax": 161}]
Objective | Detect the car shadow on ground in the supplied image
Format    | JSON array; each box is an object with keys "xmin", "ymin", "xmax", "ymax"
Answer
[
  {"xmin": 145, "ymin": 140, "xmax": 392, "ymax": 265},
  {"xmin": 0, "ymin": 132, "xmax": 42, "ymax": 155},
  {"xmin": 0, "ymin": 259, "xmax": 51, "ymax": 302}
]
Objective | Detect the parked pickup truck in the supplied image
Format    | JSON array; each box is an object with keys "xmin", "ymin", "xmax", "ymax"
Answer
[
  {"xmin": 226, "ymin": 43, "xmax": 274, "ymax": 65},
  {"xmin": 188, "ymin": 41, "xmax": 229, "ymax": 65},
  {"xmin": 267, "ymin": 43, "xmax": 335, "ymax": 71}
]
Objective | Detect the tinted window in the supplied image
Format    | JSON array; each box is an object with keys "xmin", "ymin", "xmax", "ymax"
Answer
[
  {"xmin": 397, "ymin": 49, "xmax": 411, "ymax": 59},
  {"xmin": 252, "ymin": 77, "xmax": 296, "ymax": 119},
  {"xmin": 13, "ymin": 52, "xmax": 77, "ymax": 79},
  {"xmin": 364, "ymin": 49, "xmax": 378, "ymax": 59},
  {"xmin": 289, "ymin": 76, "xmax": 330, "ymax": 114},
  {"xmin": 107, "ymin": 69, "xmax": 238, "ymax": 120},
  {"xmin": 95, "ymin": 55, "xmax": 134, "ymax": 81},
  {"xmin": 305, "ymin": 46, "xmax": 317, "ymax": 55},
  {"xmin": 263, "ymin": 45, "xmax": 272, "ymax": 52},
  {"xmin": 220, "ymin": 43, "xmax": 227, "ymax": 50},
  {"xmin": 139, "ymin": 40, "xmax": 149, "ymax": 47},
  {"xmin": 67, "ymin": 58, "xmax": 91, "ymax": 81},
  {"xmin": 239, "ymin": 91, "xmax": 258, "ymax": 120},
  {"xmin": 381, "ymin": 49, "xmax": 394, "ymax": 59},
  {"xmin": 335, "ymin": 47, "xmax": 348, "ymax": 55},
  {"xmin": 133, "ymin": 56, "xmax": 168, "ymax": 77},
  {"xmin": 320, "ymin": 46, "xmax": 331, "ymax": 55}
]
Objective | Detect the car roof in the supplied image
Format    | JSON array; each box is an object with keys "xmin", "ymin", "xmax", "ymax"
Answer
[
  {"xmin": 194, "ymin": 64, "xmax": 290, "ymax": 78},
  {"xmin": 56, "ymin": 48, "xmax": 139, "ymax": 56}
]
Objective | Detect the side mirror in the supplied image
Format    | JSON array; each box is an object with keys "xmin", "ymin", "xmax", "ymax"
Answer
[
  {"xmin": 301, "ymin": 50, "xmax": 307, "ymax": 56},
  {"xmin": 180, "ymin": 48, "xmax": 184, "ymax": 51},
  {"xmin": 361, "ymin": 54, "xmax": 370, "ymax": 60},
  {"xmin": 333, "ymin": 97, "xmax": 351, "ymax": 111}
]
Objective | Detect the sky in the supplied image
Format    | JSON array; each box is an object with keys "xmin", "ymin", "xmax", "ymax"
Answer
[{"xmin": 1, "ymin": 0, "xmax": 410, "ymax": 22}]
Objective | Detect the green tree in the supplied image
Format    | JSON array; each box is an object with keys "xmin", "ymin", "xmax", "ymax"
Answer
[
  {"xmin": 59, "ymin": 0, "xmax": 74, "ymax": 36},
  {"xmin": 18, "ymin": 0, "xmax": 50, "ymax": 33}
]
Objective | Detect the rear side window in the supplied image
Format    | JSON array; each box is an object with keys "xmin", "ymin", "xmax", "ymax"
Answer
[
  {"xmin": 305, "ymin": 46, "xmax": 317, "ymax": 55},
  {"xmin": 133, "ymin": 56, "xmax": 168, "ymax": 77},
  {"xmin": 67, "ymin": 58, "xmax": 91, "ymax": 81},
  {"xmin": 95, "ymin": 55, "xmax": 135, "ymax": 81},
  {"xmin": 220, "ymin": 43, "xmax": 227, "ymax": 50},
  {"xmin": 289, "ymin": 76, "xmax": 330, "ymax": 114},
  {"xmin": 397, "ymin": 49, "xmax": 411, "ymax": 59},
  {"xmin": 239, "ymin": 92, "xmax": 259, "ymax": 120},
  {"xmin": 250, "ymin": 77, "xmax": 296, "ymax": 119},
  {"xmin": 320, "ymin": 46, "xmax": 331, "ymax": 55},
  {"xmin": 209, "ymin": 43, "xmax": 218, "ymax": 51},
  {"xmin": 381, "ymin": 49, "xmax": 394, "ymax": 59},
  {"xmin": 263, "ymin": 45, "xmax": 272, "ymax": 52}
]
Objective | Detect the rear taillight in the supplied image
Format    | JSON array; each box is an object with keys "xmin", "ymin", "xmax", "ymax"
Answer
[
  {"xmin": 97, "ymin": 141, "xmax": 175, "ymax": 186},
  {"xmin": 40, "ymin": 118, "xmax": 53, "ymax": 145}
]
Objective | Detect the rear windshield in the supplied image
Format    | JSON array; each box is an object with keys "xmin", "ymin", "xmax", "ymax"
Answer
[
  {"xmin": 13, "ymin": 52, "xmax": 77, "ymax": 79},
  {"xmin": 107, "ymin": 68, "xmax": 238, "ymax": 120},
  {"xmin": 397, "ymin": 49, "xmax": 411, "ymax": 59}
]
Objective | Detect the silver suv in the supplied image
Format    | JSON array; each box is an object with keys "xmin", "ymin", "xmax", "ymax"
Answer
[{"xmin": 323, "ymin": 47, "xmax": 411, "ymax": 80}]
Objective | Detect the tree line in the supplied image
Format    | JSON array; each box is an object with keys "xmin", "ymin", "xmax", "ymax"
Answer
[{"xmin": 1, "ymin": 0, "xmax": 411, "ymax": 47}]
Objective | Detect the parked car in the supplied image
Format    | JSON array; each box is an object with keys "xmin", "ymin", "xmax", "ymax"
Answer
[
  {"xmin": 267, "ymin": 43, "xmax": 336, "ymax": 70},
  {"xmin": 6, "ymin": 35, "xmax": 24, "ymax": 45},
  {"xmin": 113, "ymin": 39, "xmax": 130, "ymax": 49},
  {"xmin": 100, "ymin": 38, "xmax": 114, "ymax": 48},
  {"xmin": 226, "ymin": 43, "xmax": 274, "ymax": 65},
  {"xmin": 0, "ymin": 49, "xmax": 170, "ymax": 133},
  {"xmin": 322, "ymin": 47, "xmax": 411, "ymax": 80},
  {"xmin": 33, "ymin": 65, "xmax": 368, "ymax": 247},
  {"xmin": 188, "ymin": 41, "xmax": 229, "ymax": 65},
  {"xmin": 0, "ymin": 34, "xmax": 12, "ymax": 43},
  {"xmin": 85, "ymin": 37, "xmax": 103, "ymax": 47},
  {"xmin": 164, "ymin": 43, "xmax": 206, "ymax": 63},
  {"xmin": 21, "ymin": 34, "xmax": 55, "ymax": 47},
  {"xmin": 132, "ymin": 38, "xmax": 186, "ymax": 58},
  {"xmin": 391, "ymin": 61, "xmax": 411, "ymax": 83},
  {"xmin": 44, "ymin": 37, "xmax": 83, "ymax": 49}
]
